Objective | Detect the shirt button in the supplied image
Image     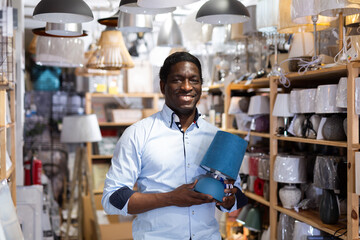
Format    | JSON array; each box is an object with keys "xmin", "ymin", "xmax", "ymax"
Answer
[
  {"xmin": 192, "ymin": 234, "xmax": 195, "ymax": 237},
  {"xmin": 192, "ymin": 210, "xmax": 195, "ymax": 215},
  {"xmin": 187, "ymin": 163, "xmax": 190, "ymax": 168}
]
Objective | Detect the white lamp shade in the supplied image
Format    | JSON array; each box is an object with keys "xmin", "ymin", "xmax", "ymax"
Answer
[
  {"xmin": 292, "ymin": 221, "xmax": 321, "ymax": 240},
  {"xmin": 278, "ymin": 0, "xmax": 332, "ymax": 33},
  {"xmin": 35, "ymin": 36, "xmax": 84, "ymax": 68},
  {"xmin": 239, "ymin": 152, "xmax": 250, "ymax": 175},
  {"xmin": 256, "ymin": 0, "xmax": 279, "ymax": 32},
  {"xmin": 288, "ymin": 32, "xmax": 314, "ymax": 58},
  {"xmin": 336, "ymin": 77, "xmax": 347, "ymax": 108},
  {"xmin": 273, "ymin": 93, "xmax": 294, "ymax": 117},
  {"xmin": 117, "ymin": 11, "xmax": 153, "ymax": 33},
  {"xmin": 300, "ymin": 88, "xmax": 317, "ymax": 113},
  {"xmin": 243, "ymin": 5, "xmax": 259, "ymax": 35},
  {"xmin": 319, "ymin": 0, "xmax": 360, "ymax": 17},
  {"xmin": 274, "ymin": 155, "xmax": 307, "ymax": 184},
  {"xmin": 355, "ymin": 77, "xmax": 360, "ymax": 114},
  {"xmin": 60, "ymin": 114, "xmax": 102, "ymax": 143},
  {"xmin": 119, "ymin": 0, "xmax": 176, "ymax": 14},
  {"xmin": 315, "ymin": 84, "xmax": 344, "ymax": 114},
  {"xmin": 248, "ymin": 95, "xmax": 270, "ymax": 116},
  {"xmin": 289, "ymin": 89, "xmax": 303, "ymax": 114},
  {"xmin": 291, "ymin": 0, "xmax": 320, "ymax": 20},
  {"xmin": 138, "ymin": 0, "xmax": 200, "ymax": 8}
]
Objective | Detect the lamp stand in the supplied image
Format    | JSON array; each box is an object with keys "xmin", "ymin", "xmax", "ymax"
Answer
[
  {"xmin": 311, "ymin": 15, "xmax": 320, "ymax": 70},
  {"xmin": 267, "ymin": 32, "xmax": 282, "ymax": 77},
  {"xmin": 64, "ymin": 146, "xmax": 101, "ymax": 240}
]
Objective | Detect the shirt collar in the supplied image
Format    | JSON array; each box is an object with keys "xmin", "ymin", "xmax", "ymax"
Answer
[{"xmin": 161, "ymin": 104, "xmax": 200, "ymax": 129}]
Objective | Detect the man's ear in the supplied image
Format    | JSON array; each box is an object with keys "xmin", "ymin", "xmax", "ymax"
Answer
[{"xmin": 160, "ymin": 80, "xmax": 165, "ymax": 95}]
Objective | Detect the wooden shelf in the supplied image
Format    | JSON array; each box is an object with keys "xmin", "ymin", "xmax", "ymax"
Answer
[
  {"xmin": 274, "ymin": 135, "xmax": 347, "ymax": 147},
  {"xmin": 0, "ymin": 122, "xmax": 14, "ymax": 130},
  {"xmin": 244, "ymin": 191, "xmax": 270, "ymax": 207},
  {"xmin": 228, "ymin": 77, "xmax": 270, "ymax": 90},
  {"xmin": 99, "ymin": 122, "xmax": 134, "ymax": 127},
  {"xmin": 94, "ymin": 189, "xmax": 103, "ymax": 194},
  {"xmin": 88, "ymin": 92, "xmax": 159, "ymax": 98},
  {"xmin": 226, "ymin": 129, "xmax": 270, "ymax": 138},
  {"xmin": 274, "ymin": 206, "xmax": 347, "ymax": 239},
  {"xmin": 6, "ymin": 164, "xmax": 15, "ymax": 179},
  {"xmin": 91, "ymin": 155, "xmax": 112, "ymax": 160}
]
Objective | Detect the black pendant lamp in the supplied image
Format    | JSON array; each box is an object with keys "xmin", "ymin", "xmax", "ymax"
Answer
[
  {"xmin": 196, "ymin": 0, "xmax": 250, "ymax": 25},
  {"xmin": 33, "ymin": 0, "xmax": 93, "ymax": 23}
]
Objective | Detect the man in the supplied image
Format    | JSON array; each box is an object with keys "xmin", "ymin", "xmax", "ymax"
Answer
[{"xmin": 102, "ymin": 51, "xmax": 247, "ymax": 240}]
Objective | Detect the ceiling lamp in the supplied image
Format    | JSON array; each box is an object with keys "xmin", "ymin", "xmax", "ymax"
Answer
[
  {"xmin": 33, "ymin": 0, "xmax": 93, "ymax": 23},
  {"xmin": 36, "ymin": 36, "xmax": 84, "ymax": 67},
  {"xmin": 196, "ymin": 0, "xmax": 250, "ymax": 25},
  {"xmin": 45, "ymin": 22, "xmax": 83, "ymax": 37},
  {"xmin": 117, "ymin": 11, "xmax": 153, "ymax": 33},
  {"xmin": 119, "ymin": 0, "xmax": 176, "ymax": 14},
  {"xmin": 137, "ymin": 0, "xmax": 200, "ymax": 9},
  {"xmin": 157, "ymin": 15, "xmax": 183, "ymax": 47},
  {"xmin": 87, "ymin": 27, "xmax": 134, "ymax": 70},
  {"xmin": 98, "ymin": 10, "xmax": 120, "ymax": 27}
]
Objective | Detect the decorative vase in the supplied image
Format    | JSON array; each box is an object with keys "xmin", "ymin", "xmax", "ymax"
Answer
[
  {"xmin": 279, "ymin": 185, "xmax": 301, "ymax": 209},
  {"xmin": 319, "ymin": 189, "xmax": 339, "ymax": 224}
]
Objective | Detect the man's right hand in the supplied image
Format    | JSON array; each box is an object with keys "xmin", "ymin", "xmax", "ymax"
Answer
[{"xmin": 168, "ymin": 180, "xmax": 215, "ymax": 207}]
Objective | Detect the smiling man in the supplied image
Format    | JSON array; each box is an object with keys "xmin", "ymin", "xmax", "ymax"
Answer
[{"xmin": 102, "ymin": 52, "xmax": 247, "ymax": 240}]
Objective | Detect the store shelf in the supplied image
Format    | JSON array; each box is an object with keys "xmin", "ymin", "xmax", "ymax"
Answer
[
  {"xmin": 274, "ymin": 135, "xmax": 347, "ymax": 147},
  {"xmin": 6, "ymin": 163, "xmax": 15, "ymax": 179},
  {"xmin": 99, "ymin": 122, "xmax": 134, "ymax": 127},
  {"xmin": 0, "ymin": 122, "xmax": 14, "ymax": 130},
  {"xmin": 274, "ymin": 206, "xmax": 347, "ymax": 239},
  {"xmin": 89, "ymin": 92, "xmax": 159, "ymax": 98},
  {"xmin": 91, "ymin": 155, "xmax": 112, "ymax": 160},
  {"xmin": 228, "ymin": 78, "xmax": 270, "ymax": 91},
  {"xmin": 244, "ymin": 191, "xmax": 270, "ymax": 207},
  {"xmin": 226, "ymin": 129, "xmax": 270, "ymax": 138},
  {"xmin": 93, "ymin": 189, "xmax": 103, "ymax": 194}
]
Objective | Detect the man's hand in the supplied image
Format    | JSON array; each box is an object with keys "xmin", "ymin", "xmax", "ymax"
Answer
[
  {"xmin": 216, "ymin": 179, "xmax": 237, "ymax": 210},
  {"xmin": 168, "ymin": 180, "xmax": 215, "ymax": 207}
]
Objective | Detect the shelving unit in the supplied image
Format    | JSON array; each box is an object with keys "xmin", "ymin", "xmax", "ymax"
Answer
[
  {"xmin": 223, "ymin": 64, "xmax": 359, "ymax": 239},
  {"xmin": 0, "ymin": 83, "xmax": 16, "ymax": 205}
]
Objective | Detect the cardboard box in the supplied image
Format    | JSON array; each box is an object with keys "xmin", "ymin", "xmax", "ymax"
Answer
[
  {"xmin": 112, "ymin": 109, "xmax": 143, "ymax": 123},
  {"xmin": 83, "ymin": 194, "xmax": 133, "ymax": 240}
]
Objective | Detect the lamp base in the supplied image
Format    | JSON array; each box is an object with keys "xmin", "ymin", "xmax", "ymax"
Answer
[{"xmin": 194, "ymin": 176, "xmax": 225, "ymax": 202}]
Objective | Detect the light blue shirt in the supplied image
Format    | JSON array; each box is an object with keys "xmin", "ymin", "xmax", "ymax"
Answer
[{"xmin": 102, "ymin": 104, "xmax": 242, "ymax": 240}]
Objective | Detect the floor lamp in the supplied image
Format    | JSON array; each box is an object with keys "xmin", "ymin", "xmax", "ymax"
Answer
[{"xmin": 60, "ymin": 114, "xmax": 102, "ymax": 240}]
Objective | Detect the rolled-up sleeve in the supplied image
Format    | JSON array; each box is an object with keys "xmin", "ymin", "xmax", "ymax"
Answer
[{"xmin": 101, "ymin": 126, "xmax": 141, "ymax": 216}]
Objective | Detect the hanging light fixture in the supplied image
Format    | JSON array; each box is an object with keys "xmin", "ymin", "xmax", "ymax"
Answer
[
  {"xmin": 45, "ymin": 22, "xmax": 83, "ymax": 37},
  {"xmin": 98, "ymin": 10, "xmax": 120, "ymax": 27},
  {"xmin": 117, "ymin": 11, "xmax": 153, "ymax": 33},
  {"xmin": 137, "ymin": 0, "xmax": 200, "ymax": 9},
  {"xmin": 33, "ymin": 0, "xmax": 93, "ymax": 23},
  {"xmin": 87, "ymin": 27, "xmax": 134, "ymax": 70},
  {"xmin": 119, "ymin": 0, "xmax": 176, "ymax": 14},
  {"xmin": 196, "ymin": 0, "xmax": 250, "ymax": 25},
  {"xmin": 157, "ymin": 15, "xmax": 183, "ymax": 47}
]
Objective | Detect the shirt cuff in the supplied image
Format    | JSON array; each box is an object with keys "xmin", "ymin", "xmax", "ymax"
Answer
[{"xmin": 109, "ymin": 186, "xmax": 135, "ymax": 210}]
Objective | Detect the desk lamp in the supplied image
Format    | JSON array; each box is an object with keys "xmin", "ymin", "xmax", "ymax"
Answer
[
  {"xmin": 194, "ymin": 131, "xmax": 248, "ymax": 202},
  {"xmin": 272, "ymin": 93, "xmax": 294, "ymax": 136},
  {"xmin": 247, "ymin": 95, "xmax": 270, "ymax": 132},
  {"xmin": 60, "ymin": 114, "xmax": 102, "ymax": 240}
]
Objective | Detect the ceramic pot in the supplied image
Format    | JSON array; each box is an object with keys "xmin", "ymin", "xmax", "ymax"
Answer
[{"xmin": 279, "ymin": 185, "xmax": 301, "ymax": 209}]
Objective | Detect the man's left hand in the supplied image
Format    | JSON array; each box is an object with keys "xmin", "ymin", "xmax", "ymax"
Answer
[{"xmin": 216, "ymin": 180, "xmax": 237, "ymax": 210}]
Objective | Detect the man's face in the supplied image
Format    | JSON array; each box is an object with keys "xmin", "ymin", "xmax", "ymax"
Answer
[{"xmin": 160, "ymin": 61, "xmax": 202, "ymax": 116}]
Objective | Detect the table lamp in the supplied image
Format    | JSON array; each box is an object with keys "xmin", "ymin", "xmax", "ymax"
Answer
[
  {"xmin": 315, "ymin": 84, "xmax": 344, "ymax": 114},
  {"xmin": 244, "ymin": 207, "xmax": 262, "ymax": 232},
  {"xmin": 236, "ymin": 203, "xmax": 252, "ymax": 225},
  {"xmin": 274, "ymin": 154, "xmax": 307, "ymax": 209},
  {"xmin": 60, "ymin": 114, "xmax": 102, "ymax": 240},
  {"xmin": 273, "ymin": 93, "xmax": 294, "ymax": 136},
  {"xmin": 194, "ymin": 131, "xmax": 248, "ymax": 202},
  {"xmin": 247, "ymin": 95, "xmax": 270, "ymax": 132}
]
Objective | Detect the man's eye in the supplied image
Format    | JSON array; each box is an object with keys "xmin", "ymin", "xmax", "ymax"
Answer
[{"xmin": 190, "ymin": 79, "xmax": 200, "ymax": 83}]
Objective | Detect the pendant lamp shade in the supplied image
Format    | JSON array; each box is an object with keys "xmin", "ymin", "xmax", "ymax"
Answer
[
  {"xmin": 45, "ymin": 22, "xmax": 83, "ymax": 37},
  {"xmin": 120, "ymin": 0, "xmax": 176, "ymax": 14},
  {"xmin": 33, "ymin": 0, "xmax": 93, "ymax": 23},
  {"xmin": 243, "ymin": 5, "xmax": 259, "ymax": 36},
  {"xmin": 196, "ymin": 0, "xmax": 250, "ymax": 25},
  {"xmin": 117, "ymin": 11, "xmax": 153, "ymax": 33},
  {"xmin": 36, "ymin": 36, "xmax": 84, "ymax": 68},
  {"xmin": 87, "ymin": 29, "xmax": 134, "ymax": 70},
  {"xmin": 278, "ymin": 0, "xmax": 332, "ymax": 33},
  {"xmin": 138, "ymin": 0, "xmax": 199, "ymax": 9},
  {"xmin": 256, "ymin": 0, "xmax": 279, "ymax": 32},
  {"xmin": 157, "ymin": 16, "xmax": 183, "ymax": 47},
  {"xmin": 319, "ymin": 0, "xmax": 360, "ymax": 17},
  {"xmin": 98, "ymin": 10, "xmax": 120, "ymax": 27}
]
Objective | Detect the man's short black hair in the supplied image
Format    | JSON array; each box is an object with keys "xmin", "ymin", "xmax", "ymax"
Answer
[{"xmin": 159, "ymin": 51, "xmax": 203, "ymax": 84}]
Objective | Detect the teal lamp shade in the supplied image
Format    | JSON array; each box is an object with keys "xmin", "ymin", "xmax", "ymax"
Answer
[
  {"xmin": 236, "ymin": 203, "xmax": 252, "ymax": 225},
  {"xmin": 194, "ymin": 131, "xmax": 248, "ymax": 202},
  {"xmin": 33, "ymin": 0, "xmax": 94, "ymax": 23},
  {"xmin": 201, "ymin": 131, "xmax": 248, "ymax": 180},
  {"xmin": 244, "ymin": 207, "xmax": 262, "ymax": 232}
]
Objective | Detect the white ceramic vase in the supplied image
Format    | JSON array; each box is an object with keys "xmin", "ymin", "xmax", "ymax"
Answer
[{"xmin": 279, "ymin": 185, "xmax": 301, "ymax": 209}]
